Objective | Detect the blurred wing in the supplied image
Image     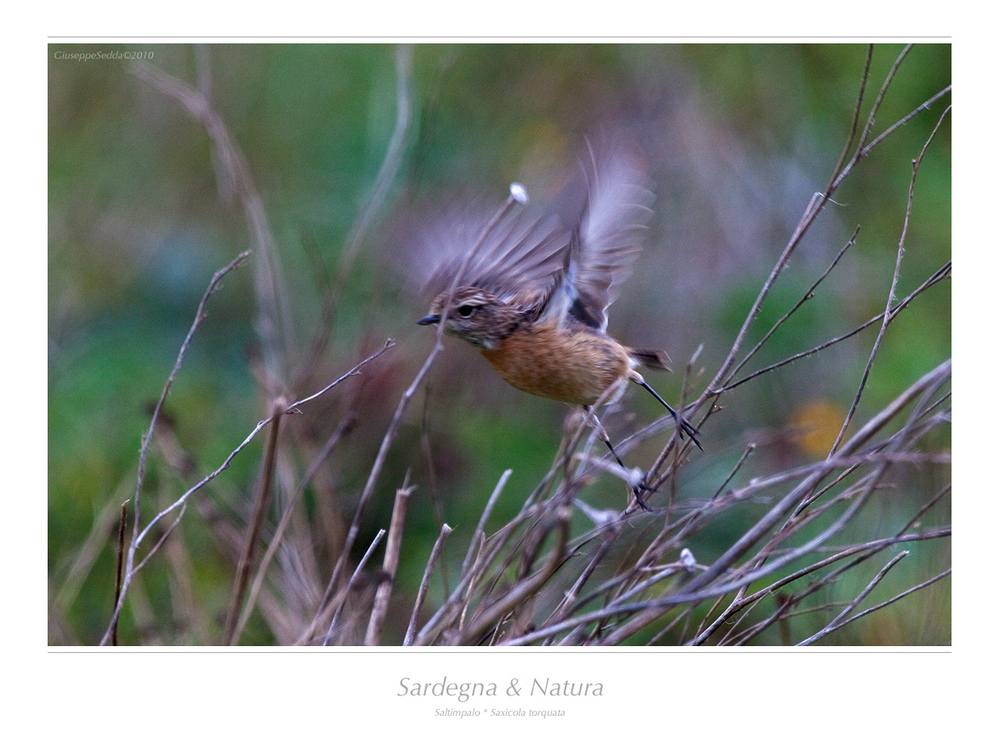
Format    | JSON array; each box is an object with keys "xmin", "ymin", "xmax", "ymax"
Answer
[
  {"xmin": 541, "ymin": 139, "xmax": 655, "ymax": 331},
  {"xmin": 417, "ymin": 196, "xmax": 569, "ymax": 310}
]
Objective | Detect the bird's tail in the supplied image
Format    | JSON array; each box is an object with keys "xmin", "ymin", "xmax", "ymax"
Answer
[{"xmin": 628, "ymin": 348, "xmax": 671, "ymax": 371}]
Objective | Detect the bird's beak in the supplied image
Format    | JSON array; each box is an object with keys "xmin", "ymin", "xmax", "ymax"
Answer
[{"xmin": 417, "ymin": 314, "xmax": 441, "ymax": 326}]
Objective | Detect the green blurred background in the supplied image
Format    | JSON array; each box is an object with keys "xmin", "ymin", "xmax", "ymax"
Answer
[{"xmin": 49, "ymin": 43, "xmax": 950, "ymax": 645}]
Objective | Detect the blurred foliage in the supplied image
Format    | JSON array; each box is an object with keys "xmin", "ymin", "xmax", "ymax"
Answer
[{"xmin": 49, "ymin": 43, "xmax": 950, "ymax": 645}]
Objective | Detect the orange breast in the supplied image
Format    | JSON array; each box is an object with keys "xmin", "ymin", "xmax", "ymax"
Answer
[{"xmin": 481, "ymin": 323, "xmax": 632, "ymax": 405}]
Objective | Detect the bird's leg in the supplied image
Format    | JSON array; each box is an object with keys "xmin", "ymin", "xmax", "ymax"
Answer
[
  {"xmin": 628, "ymin": 373, "xmax": 702, "ymax": 450},
  {"xmin": 582, "ymin": 405, "xmax": 652, "ymax": 511}
]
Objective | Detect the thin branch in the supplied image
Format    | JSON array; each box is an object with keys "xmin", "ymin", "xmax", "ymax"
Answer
[
  {"xmin": 135, "ymin": 340, "xmax": 392, "ymax": 557},
  {"xmin": 825, "ymin": 46, "xmax": 873, "ymax": 189},
  {"xmin": 224, "ymin": 398, "xmax": 287, "ymax": 645},
  {"xmin": 857, "ymin": 86, "xmax": 951, "ymax": 162},
  {"xmin": 796, "ymin": 550, "xmax": 909, "ymax": 646},
  {"xmin": 100, "ymin": 250, "xmax": 250, "ymax": 646},
  {"xmin": 100, "ymin": 339, "xmax": 391, "ymax": 646},
  {"xmin": 691, "ymin": 486, "xmax": 951, "ymax": 645},
  {"xmin": 129, "ymin": 250, "xmax": 250, "ymax": 546},
  {"xmin": 462, "ymin": 505, "xmax": 571, "ymax": 645},
  {"xmin": 830, "ymin": 103, "xmax": 951, "ymax": 454},
  {"xmin": 233, "ymin": 412, "xmax": 358, "ymax": 643},
  {"xmin": 461, "ymin": 469, "xmax": 512, "ymax": 578},
  {"xmin": 715, "ymin": 262, "xmax": 950, "ymax": 393},
  {"xmin": 726, "ymin": 227, "xmax": 860, "ymax": 387},
  {"xmin": 821, "ymin": 568, "xmax": 951, "ymax": 638},
  {"xmin": 404, "ymin": 523, "xmax": 453, "ymax": 646},
  {"xmin": 364, "ymin": 481, "xmax": 414, "ymax": 646},
  {"xmin": 111, "ymin": 502, "xmax": 127, "ymax": 646},
  {"xmin": 693, "ymin": 45, "xmax": 949, "ymax": 430},
  {"xmin": 321, "ymin": 530, "xmax": 386, "ymax": 646}
]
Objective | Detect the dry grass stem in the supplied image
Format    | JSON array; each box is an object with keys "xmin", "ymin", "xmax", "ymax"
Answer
[{"xmin": 365, "ymin": 481, "xmax": 414, "ymax": 646}]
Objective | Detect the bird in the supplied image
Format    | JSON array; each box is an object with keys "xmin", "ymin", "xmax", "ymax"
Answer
[{"xmin": 415, "ymin": 139, "xmax": 700, "ymax": 507}]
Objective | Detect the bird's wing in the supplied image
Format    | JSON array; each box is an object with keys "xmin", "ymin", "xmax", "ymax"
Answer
[
  {"xmin": 539, "ymin": 139, "xmax": 655, "ymax": 332},
  {"xmin": 416, "ymin": 194, "xmax": 570, "ymax": 312}
]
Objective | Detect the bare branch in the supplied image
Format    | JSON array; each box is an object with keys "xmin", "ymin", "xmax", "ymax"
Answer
[
  {"xmin": 365, "ymin": 481, "xmax": 415, "ymax": 646},
  {"xmin": 224, "ymin": 398, "xmax": 287, "ymax": 645},
  {"xmin": 830, "ymin": 103, "xmax": 952, "ymax": 454},
  {"xmin": 404, "ymin": 524, "xmax": 453, "ymax": 646},
  {"xmin": 796, "ymin": 551, "xmax": 909, "ymax": 646}
]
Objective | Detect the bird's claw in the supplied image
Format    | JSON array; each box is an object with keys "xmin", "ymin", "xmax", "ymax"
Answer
[{"xmin": 631, "ymin": 473, "xmax": 656, "ymax": 511}]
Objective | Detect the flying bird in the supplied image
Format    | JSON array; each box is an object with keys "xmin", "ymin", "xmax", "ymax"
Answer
[{"xmin": 416, "ymin": 140, "xmax": 700, "ymax": 507}]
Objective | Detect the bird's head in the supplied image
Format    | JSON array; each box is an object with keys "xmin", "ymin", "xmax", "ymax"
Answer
[{"xmin": 417, "ymin": 286, "xmax": 520, "ymax": 350}]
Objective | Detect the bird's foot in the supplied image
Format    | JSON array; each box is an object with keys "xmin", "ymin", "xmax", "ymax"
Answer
[{"xmin": 630, "ymin": 473, "xmax": 656, "ymax": 511}]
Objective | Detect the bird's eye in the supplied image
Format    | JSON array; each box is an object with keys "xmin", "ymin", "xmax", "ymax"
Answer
[{"xmin": 456, "ymin": 305, "xmax": 475, "ymax": 318}]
